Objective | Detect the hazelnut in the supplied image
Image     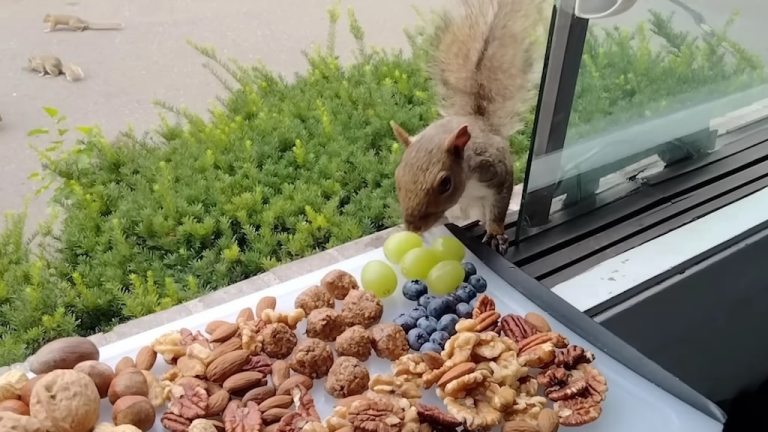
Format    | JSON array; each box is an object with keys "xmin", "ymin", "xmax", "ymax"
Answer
[
  {"xmin": 74, "ymin": 360, "xmax": 116, "ymax": 399},
  {"xmin": 0, "ymin": 399, "xmax": 30, "ymax": 415},
  {"xmin": 113, "ymin": 395, "xmax": 156, "ymax": 432},
  {"xmin": 108, "ymin": 368, "xmax": 149, "ymax": 404},
  {"xmin": 115, "ymin": 356, "xmax": 136, "ymax": 375},
  {"xmin": 30, "ymin": 369, "xmax": 100, "ymax": 432},
  {"xmin": 20, "ymin": 374, "xmax": 45, "ymax": 406}
]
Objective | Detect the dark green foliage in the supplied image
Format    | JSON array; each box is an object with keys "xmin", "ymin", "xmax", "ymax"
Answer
[{"xmin": 0, "ymin": 8, "xmax": 763, "ymax": 365}]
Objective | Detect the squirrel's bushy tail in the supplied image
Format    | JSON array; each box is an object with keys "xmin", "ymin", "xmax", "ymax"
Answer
[{"xmin": 430, "ymin": 0, "xmax": 549, "ymax": 137}]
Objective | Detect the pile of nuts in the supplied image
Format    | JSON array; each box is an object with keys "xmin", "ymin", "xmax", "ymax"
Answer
[{"xmin": 1, "ymin": 268, "xmax": 609, "ymax": 432}]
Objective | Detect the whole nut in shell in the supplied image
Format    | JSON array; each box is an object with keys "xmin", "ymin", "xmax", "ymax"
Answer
[
  {"xmin": 108, "ymin": 368, "xmax": 149, "ymax": 404},
  {"xmin": 115, "ymin": 357, "xmax": 136, "ymax": 375},
  {"xmin": 94, "ymin": 423, "xmax": 143, "ymax": 432},
  {"xmin": 30, "ymin": 369, "xmax": 101, "ymax": 432},
  {"xmin": 112, "ymin": 395, "xmax": 156, "ymax": 431},
  {"xmin": 0, "ymin": 411, "xmax": 45, "ymax": 432},
  {"xmin": 74, "ymin": 360, "xmax": 116, "ymax": 399},
  {"xmin": 27, "ymin": 336, "xmax": 99, "ymax": 374},
  {"xmin": 20, "ymin": 374, "xmax": 44, "ymax": 405},
  {"xmin": 0, "ymin": 400, "xmax": 29, "ymax": 415}
]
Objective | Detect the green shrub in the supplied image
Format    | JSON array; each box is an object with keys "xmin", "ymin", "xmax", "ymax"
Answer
[{"xmin": 0, "ymin": 7, "xmax": 763, "ymax": 365}]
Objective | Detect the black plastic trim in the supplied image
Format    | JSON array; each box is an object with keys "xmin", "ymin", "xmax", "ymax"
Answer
[{"xmin": 447, "ymin": 223, "xmax": 727, "ymax": 424}]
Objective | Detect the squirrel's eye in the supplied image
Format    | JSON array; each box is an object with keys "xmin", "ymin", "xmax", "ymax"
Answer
[{"xmin": 437, "ymin": 175, "xmax": 452, "ymax": 195}]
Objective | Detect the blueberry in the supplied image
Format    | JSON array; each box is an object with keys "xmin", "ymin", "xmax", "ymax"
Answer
[
  {"xmin": 429, "ymin": 331, "xmax": 450, "ymax": 348},
  {"xmin": 417, "ymin": 316, "xmax": 438, "ymax": 335},
  {"xmin": 454, "ymin": 283, "xmax": 477, "ymax": 303},
  {"xmin": 420, "ymin": 342, "xmax": 443, "ymax": 354},
  {"xmin": 462, "ymin": 262, "xmax": 477, "ymax": 281},
  {"xmin": 437, "ymin": 314, "xmax": 460, "ymax": 335},
  {"xmin": 418, "ymin": 294, "xmax": 436, "ymax": 309},
  {"xmin": 394, "ymin": 313, "xmax": 417, "ymax": 333},
  {"xmin": 468, "ymin": 275, "xmax": 487, "ymax": 293},
  {"xmin": 443, "ymin": 295, "xmax": 458, "ymax": 308},
  {"xmin": 402, "ymin": 280, "xmax": 428, "ymax": 301},
  {"xmin": 455, "ymin": 302, "xmax": 473, "ymax": 319},
  {"xmin": 407, "ymin": 328, "xmax": 430, "ymax": 351},
  {"xmin": 408, "ymin": 306, "xmax": 427, "ymax": 322},
  {"xmin": 427, "ymin": 297, "xmax": 453, "ymax": 318}
]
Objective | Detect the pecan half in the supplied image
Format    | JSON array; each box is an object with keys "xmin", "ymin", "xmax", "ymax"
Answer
[
  {"xmin": 169, "ymin": 381, "xmax": 209, "ymax": 420},
  {"xmin": 546, "ymin": 379, "xmax": 588, "ymax": 401},
  {"xmin": 576, "ymin": 364, "xmax": 608, "ymax": 402},
  {"xmin": 498, "ymin": 314, "xmax": 539, "ymax": 343},
  {"xmin": 474, "ymin": 311, "xmax": 501, "ymax": 332},
  {"xmin": 554, "ymin": 396, "xmax": 602, "ymax": 426},
  {"xmin": 537, "ymin": 367, "xmax": 569, "ymax": 389},
  {"xmin": 161, "ymin": 412, "xmax": 192, "ymax": 432},
  {"xmin": 243, "ymin": 355, "xmax": 272, "ymax": 375},
  {"xmin": 554, "ymin": 346, "xmax": 594, "ymax": 370},
  {"xmin": 472, "ymin": 294, "xmax": 496, "ymax": 318},
  {"xmin": 519, "ymin": 332, "xmax": 568, "ymax": 354},
  {"xmin": 223, "ymin": 400, "xmax": 263, "ymax": 432},
  {"xmin": 417, "ymin": 403, "xmax": 462, "ymax": 428}
]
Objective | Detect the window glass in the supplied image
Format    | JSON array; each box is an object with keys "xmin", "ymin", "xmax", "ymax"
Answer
[{"xmin": 520, "ymin": 0, "xmax": 768, "ymax": 232}]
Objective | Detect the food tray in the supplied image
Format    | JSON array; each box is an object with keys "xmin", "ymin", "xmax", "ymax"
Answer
[{"xmin": 91, "ymin": 230, "xmax": 723, "ymax": 431}]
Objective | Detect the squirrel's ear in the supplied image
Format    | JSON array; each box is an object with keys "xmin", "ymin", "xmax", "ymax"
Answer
[
  {"xmin": 390, "ymin": 121, "xmax": 412, "ymax": 147},
  {"xmin": 445, "ymin": 125, "xmax": 471, "ymax": 156}
]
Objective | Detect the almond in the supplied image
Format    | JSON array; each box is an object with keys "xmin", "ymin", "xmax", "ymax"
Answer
[
  {"xmin": 270, "ymin": 360, "xmax": 290, "ymax": 388},
  {"xmin": 437, "ymin": 362, "xmax": 476, "ymax": 387},
  {"xmin": 237, "ymin": 308, "xmax": 255, "ymax": 323},
  {"xmin": 206, "ymin": 350, "xmax": 250, "ymax": 383},
  {"xmin": 276, "ymin": 374, "xmax": 312, "ymax": 395},
  {"xmin": 525, "ymin": 312, "xmax": 552, "ymax": 333},
  {"xmin": 265, "ymin": 423, "xmax": 281, "ymax": 432},
  {"xmin": 134, "ymin": 346, "xmax": 157, "ymax": 371},
  {"xmin": 258, "ymin": 394, "xmax": 293, "ymax": 412},
  {"xmin": 206, "ymin": 320, "xmax": 229, "ymax": 335},
  {"xmin": 537, "ymin": 408, "xmax": 560, "ymax": 432},
  {"xmin": 242, "ymin": 385, "xmax": 275, "ymax": 405},
  {"xmin": 206, "ymin": 389, "xmax": 231, "ymax": 416},
  {"xmin": 207, "ymin": 337, "xmax": 243, "ymax": 365},
  {"xmin": 115, "ymin": 356, "xmax": 136, "ymax": 375},
  {"xmin": 209, "ymin": 322, "xmax": 239, "ymax": 343},
  {"xmin": 262, "ymin": 408, "xmax": 291, "ymax": 424},
  {"xmin": 222, "ymin": 371, "xmax": 265, "ymax": 393},
  {"xmin": 256, "ymin": 296, "xmax": 277, "ymax": 317}
]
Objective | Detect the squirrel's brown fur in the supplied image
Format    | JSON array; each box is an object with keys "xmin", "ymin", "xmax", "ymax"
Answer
[
  {"xmin": 43, "ymin": 14, "xmax": 123, "ymax": 32},
  {"xmin": 26, "ymin": 55, "xmax": 85, "ymax": 82},
  {"xmin": 391, "ymin": 0, "xmax": 548, "ymax": 253}
]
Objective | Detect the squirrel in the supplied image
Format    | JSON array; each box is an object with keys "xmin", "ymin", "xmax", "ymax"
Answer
[
  {"xmin": 26, "ymin": 55, "xmax": 85, "ymax": 82},
  {"xmin": 390, "ymin": 0, "xmax": 548, "ymax": 254},
  {"xmin": 43, "ymin": 14, "xmax": 124, "ymax": 32}
]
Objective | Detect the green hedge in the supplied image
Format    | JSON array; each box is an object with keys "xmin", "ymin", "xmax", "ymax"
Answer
[{"xmin": 0, "ymin": 8, "xmax": 763, "ymax": 365}]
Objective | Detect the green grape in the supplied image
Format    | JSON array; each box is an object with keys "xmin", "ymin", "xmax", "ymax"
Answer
[
  {"xmin": 399, "ymin": 247, "xmax": 440, "ymax": 280},
  {"xmin": 383, "ymin": 231, "xmax": 424, "ymax": 264},
  {"xmin": 426, "ymin": 260, "xmax": 465, "ymax": 295},
  {"xmin": 431, "ymin": 236, "xmax": 466, "ymax": 262},
  {"xmin": 361, "ymin": 260, "xmax": 398, "ymax": 298}
]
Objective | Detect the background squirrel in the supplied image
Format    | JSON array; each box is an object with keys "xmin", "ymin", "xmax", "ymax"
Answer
[
  {"xmin": 43, "ymin": 14, "xmax": 124, "ymax": 32},
  {"xmin": 26, "ymin": 55, "xmax": 85, "ymax": 82},
  {"xmin": 390, "ymin": 0, "xmax": 548, "ymax": 254}
]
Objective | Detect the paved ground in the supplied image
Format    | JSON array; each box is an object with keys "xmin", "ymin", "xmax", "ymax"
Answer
[{"xmin": 0, "ymin": 0, "xmax": 765, "ymax": 231}]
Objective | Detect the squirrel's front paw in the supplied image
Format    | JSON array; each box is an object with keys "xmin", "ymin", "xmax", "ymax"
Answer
[{"xmin": 482, "ymin": 231, "xmax": 509, "ymax": 255}]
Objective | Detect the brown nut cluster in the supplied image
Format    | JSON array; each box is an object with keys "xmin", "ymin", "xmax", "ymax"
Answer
[
  {"xmin": 335, "ymin": 325, "xmax": 372, "ymax": 361},
  {"xmin": 294, "ymin": 285, "xmax": 335, "ymax": 315},
  {"xmin": 305, "ymin": 308, "xmax": 346, "ymax": 342},
  {"xmin": 325, "ymin": 356, "xmax": 370, "ymax": 398},
  {"xmin": 369, "ymin": 323, "xmax": 409, "ymax": 361},
  {"xmin": 340, "ymin": 289, "xmax": 383, "ymax": 328},
  {"xmin": 289, "ymin": 338, "xmax": 334, "ymax": 379},
  {"xmin": 321, "ymin": 269, "xmax": 359, "ymax": 300}
]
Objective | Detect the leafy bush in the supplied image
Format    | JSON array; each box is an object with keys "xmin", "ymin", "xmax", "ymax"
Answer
[{"xmin": 0, "ymin": 7, "xmax": 763, "ymax": 365}]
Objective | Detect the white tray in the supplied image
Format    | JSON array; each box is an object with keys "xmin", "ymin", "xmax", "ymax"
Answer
[{"xmin": 90, "ymin": 231, "xmax": 723, "ymax": 431}]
